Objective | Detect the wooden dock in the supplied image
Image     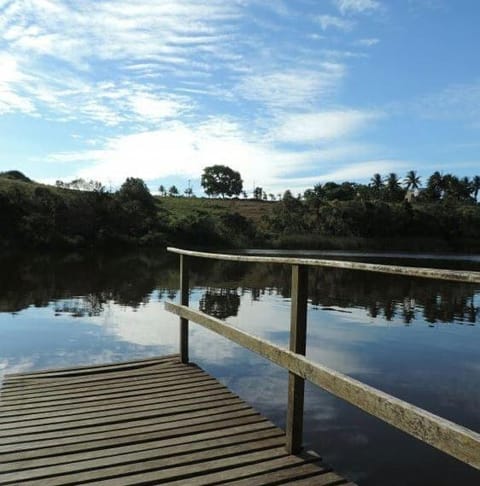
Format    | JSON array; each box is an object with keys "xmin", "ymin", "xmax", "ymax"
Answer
[{"xmin": 0, "ymin": 355, "xmax": 354, "ymax": 485}]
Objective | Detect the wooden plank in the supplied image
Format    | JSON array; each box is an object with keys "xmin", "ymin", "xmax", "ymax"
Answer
[
  {"xmin": 0, "ymin": 390, "xmax": 234, "ymax": 427},
  {"xmin": 166, "ymin": 302, "xmax": 480, "ymax": 470},
  {"xmin": 55, "ymin": 447, "xmax": 291, "ymax": 486},
  {"xmin": 0, "ymin": 382, "xmax": 227, "ymax": 417},
  {"xmin": 0, "ymin": 403, "xmax": 254, "ymax": 447},
  {"xmin": 0, "ymin": 430, "xmax": 284, "ymax": 483},
  {"xmin": 180, "ymin": 253, "xmax": 189, "ymax": 363},
  {"xmin": 0, "ymin": 356, "xmax": 354, "ymax": 486},
  {"xmin": 286, "ymin": 264, "xmax": 308, "ymax": 454},
  {"xmin": 0, "ymin": 422, "xmax": 279, "ymax": 472},
  {"xmin": 4, "ymin": 354, "xmax": 179, "ymax": 380},
  {"xmin": 0, "ymin": 415, "xmax": 269, "ymax": 462},
  {"xmin": 158, "ymin": 453, "xmax": 325, "ymax": 486},
  {"xmin": 167, "ymin": 247, "xmax": 480, "ymax": 284},
  {"xmin": 0, "ymin": 386, "xmax": 235, "ymax": 421},
  {"xmin": 1, "ymin": 361, "xmax": 192, "ymax": 392},
  {"xmin": 287, "ymin": 474, "xmax": 356, "ymax": 485},
  {"xmin": 7, "ymin": 437, "xmax": 287, "ymax": 486},
  {"xmin": 0, "ymin": 368, "xmax": 210, "ymax": 401},
  {"xmin": 0, "ymin": 397, "xmax": 245, "ymax": 436},
  {"xmin": 219, "ymin": 460, "xmax": 332, "ymax": 485},
  {"xmin": 0, "ymin": 377, "xmax": 221, "ymax": 411},
  {"xmin": 0, "ymin": 408, "xmax": 260, "ymax": 452}
]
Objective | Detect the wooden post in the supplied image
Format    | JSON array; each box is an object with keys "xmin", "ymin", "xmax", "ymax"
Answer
[
  {"xmin": 179, "ymin": 254, "xmax": 189, "ymax": 363},
  {"xmin": 286, "ymin": 264, "xmax": 308, "ymax": 454}
]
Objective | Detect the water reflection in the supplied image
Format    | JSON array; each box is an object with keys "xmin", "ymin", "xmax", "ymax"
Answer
[
  {"xmin": 199, "ymin": 288, "xmax": 241, "ymax": 319},
  {"xmin": 0, "ymin": 250, "xmax": 479, "ymax": 486},
  {"xmin": 0, "ymin": 251, "xmax": 478, "ymax": 327}
]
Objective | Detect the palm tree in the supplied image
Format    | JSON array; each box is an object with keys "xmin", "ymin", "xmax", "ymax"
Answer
[
  {"xmin": 386, "ymin": 172, "xmax": 400, "ymax": 191},
  {"xmin": 426, "ymin": 171, "xmax": 444, "ymax": 200},
  {"xmin": 370, "ymin": 173, "xmax": 383, "ymax": 190},
  {"xmin": 442, "ymin": 174, "xmax": 471, "ymax": 201},
  {"xmin": 403, "ymin": 170, "xmax": 421, "ymax": 191},
  {"xmin": 369, "ymin": 173, "xmax": 383, "ymax": 200},
  {"xmin": 384, "ymin": 173, "xmax": 405, "ymax": 202},
  {"xmin": 472, "ymin": 175, "xmax": 480, "ymax": 202}
]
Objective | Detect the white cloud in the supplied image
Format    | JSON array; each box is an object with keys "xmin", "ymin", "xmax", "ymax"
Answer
[
  {"xmin": 47, "ymin": 119, "xmax": 311, "ymax": 189},
  {"xmin": 334, "ymin": 0, "xmax": 382, "ymax": 15},
  {"xmin": 237, "ymin": 64, "xmax": 346, "ymax": 110},
  {"xmin": 356, "ymin": 38, "xmax": 380, "ymax": 47},
  {"xmin": 0, "ymin": 53, "xmax": 36, "ymax": 114},
  {"xmin": 0, "ymin": 1, "xmax": 242, "ymax": 69},
  {"xmin": 129, "ymin": 93, "xmax": 189, "ymax": 121},
  {"xmin": 273, "ymin": 110, "xmax": 381, "ymax": 143},
  {"xmin": 0, "ymin": 0, "xmax": 247, "ymax": 123},
  {"xmin": 316, "ymin": 15, "xmax": 354, "ymax": 31},
  {"xmin": 44, "ymin": 112, "xmax": 389, "ymax": 195},
  {"xmin": 315, "ymin": 159, "xmax": 407, "ymax": 182},
  {"xmin": 412, "ymin": 81, "xmax": 480, "ymax": 125},
  {"xmin": 1, "ymin": 0, "xmax": 394, "ymax": 193}
]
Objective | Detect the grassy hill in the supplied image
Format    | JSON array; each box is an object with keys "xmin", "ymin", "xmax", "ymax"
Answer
[
  {"xmin": 0, "ymin": 173, "xmax": 266, "ymax": 249},
  {"xmin": 2, "ymin": 171, "xmax": 480, "ymax": 252},
  {"xmin": 159, "ymin": 196, "xmax": 273, "ymax": 224}
]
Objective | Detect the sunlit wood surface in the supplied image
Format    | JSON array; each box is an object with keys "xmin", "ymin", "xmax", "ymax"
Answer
[{"xmin": 0, "ymin": 355, "xmax": 354, "ymax": 485}]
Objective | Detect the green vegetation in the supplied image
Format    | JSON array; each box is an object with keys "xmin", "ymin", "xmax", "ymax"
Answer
[
  {"xmin": 201, "ymin": 165, "xmax": 243, "ymax": 198},
  {"xmin": 0, "ymin": 171, "xmax": 258, "ymax": 250},
  {"xmin": 1, "ymin": 169, "xmax": 480, "ymax": 252}
]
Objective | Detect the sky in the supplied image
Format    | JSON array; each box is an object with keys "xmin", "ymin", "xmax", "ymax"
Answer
[{"xmin": 0, "ymin": 0, "xmax": 479, "ymax": 196}]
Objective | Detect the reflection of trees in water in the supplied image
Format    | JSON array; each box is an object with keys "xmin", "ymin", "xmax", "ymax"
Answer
[
  {"xmin": 54, "ymin": 294, "xmax": 107, "ymax": 317},
  {"xmin": 0, "ymin": 250, "xmax": 178, "ymax": 316},
  {"xmin": 224, "ymin": 263, "xmax": 479, "ymax": 326},
  {"xmin": 0, "ymin": 251, "xmax": 478, "ymax": 325},
  {"xmin": 199, "ymin": 288, "xmax": 241, "ymax": 319}
]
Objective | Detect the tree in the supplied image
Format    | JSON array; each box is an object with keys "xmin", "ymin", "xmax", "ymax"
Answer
[
  {"xmin": 116, "ymin": 177, "xmax": 157, "ymax": 237},
  {"xmin": 158, "ymin": 185, "xmax": 166, "ymax": 196},
  {"xmin": 253, "ymin": 186, "xmax": 263, "ymax": 200},
  {"xmin": 304, "ymin": 183, "xmax": 325, "ymax": 225},
  {"xmin": 472, "ymin": 176, "xmax": 480, "ymax": 202},
  {"xmin": 184, "ymin": 187, "xmax": 193, "ymax": 197},
  {"xmin": 425, "ymin": 171, "xmax": 444, "ymax": 200},
  {"xmin": 369, "ymin": 173, "xmax": 383, "ymax": 200},
  {"xmin": 385, "ymin": 173, "xmax": 405, "ymax": 202},
  {"xmin": 201, "ymin": 165, "xmax": 243, "ymax": 198},
  {"xmin": 404, "ymin": 170, "xmax": 421, "ymax": 191},
  {"xmin": 442, "ymin": 175, "xmax": 473, "ymax": 202},
  {"xmin": 168, "ymin": 185, "xmax": 179, "ymax": 197},
  {"xmin": 117, "ymin": 178, "xmax": 155, "ymax": 208},
  {"xmin": 370, "ymin": 173, "xmax": 383, "ymax": 191}
]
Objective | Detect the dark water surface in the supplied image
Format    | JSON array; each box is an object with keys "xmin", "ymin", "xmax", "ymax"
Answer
[{"xmin": 1, "ymin": 249, "xmax": 479, "ymax": 485}]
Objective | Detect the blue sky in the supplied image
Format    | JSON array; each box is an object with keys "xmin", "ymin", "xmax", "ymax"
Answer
[{"xmin": 0, "ymin": 0, "xmax": 479, "ymax": 195}]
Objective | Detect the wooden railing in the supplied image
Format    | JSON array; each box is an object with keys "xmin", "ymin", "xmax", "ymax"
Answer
[{"xmin": 165, "ymin": 247, "xmax": 480, "ymax": 469}]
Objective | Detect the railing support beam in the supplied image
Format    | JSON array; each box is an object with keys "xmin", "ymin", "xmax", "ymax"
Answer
[
  {"xmin": 179, "ymin": 254, "xmax": 189, "ymax": 363},
  {"xmin": 286, "ymin": 264, "xmax": 308, "ymax": 454}
]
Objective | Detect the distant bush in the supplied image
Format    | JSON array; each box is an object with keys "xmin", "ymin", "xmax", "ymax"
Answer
[{"xmin": 0, "ymin": 170, "xmax": 32, "ymax": 183}]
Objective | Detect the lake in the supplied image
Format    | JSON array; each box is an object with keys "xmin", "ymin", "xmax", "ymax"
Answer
[{"xmin": 0, "ymin": 249, "xmax": 479, "ymax": 485}]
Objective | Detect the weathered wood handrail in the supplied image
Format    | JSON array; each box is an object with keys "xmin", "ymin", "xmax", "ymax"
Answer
[
  {"xmin": 167, "ymin": 247, "xmax": 480, "ymax": 284},
  {"xmin": 166, "ymin": 247, "xmax": 480, "ymax": 469}
]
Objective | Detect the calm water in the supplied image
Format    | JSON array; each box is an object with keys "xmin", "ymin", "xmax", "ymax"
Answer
[{"xmin": 1, "ymin": 249, "xmax": 479, "ymax": 485}]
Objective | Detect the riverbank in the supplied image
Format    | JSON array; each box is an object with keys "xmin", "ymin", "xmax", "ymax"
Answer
[{"xmin": 2, "ymin": 174, "xmax": 480, "ymax": 253}]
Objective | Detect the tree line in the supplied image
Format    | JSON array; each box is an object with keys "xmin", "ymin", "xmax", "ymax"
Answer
[{"xmin": 2, "ymin": 167, "xmax": 480, "ymax": 251}]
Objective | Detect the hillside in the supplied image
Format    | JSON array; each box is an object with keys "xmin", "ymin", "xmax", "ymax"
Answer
[
  {"xmin": 2, "ymin": 171, "xmax": 480, "ymax": 252},
  {"xmin": 159, "ymin": 196, "xmax": 273, "ymax": 224},
  {"xmin": 0, "ymin": 174, "xmax": 264, "ymax": 249}
]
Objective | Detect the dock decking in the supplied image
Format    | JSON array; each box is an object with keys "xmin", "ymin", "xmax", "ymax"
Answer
[{"xmin": 0, "ymin": 355, "xmax": 353, "ymax": 485}]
